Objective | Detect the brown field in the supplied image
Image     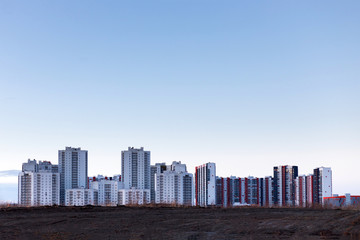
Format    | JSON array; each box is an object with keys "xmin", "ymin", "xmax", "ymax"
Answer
[{"xmin": 1, "ymin": 205, "xmax": 360, "ymax": 239}]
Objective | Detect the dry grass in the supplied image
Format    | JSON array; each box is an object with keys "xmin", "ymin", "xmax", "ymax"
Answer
[
  {"xmin": 342, "ymin": 205, "xmax": 360, "ymax": 211},
  {"xmin": 2, "ymin": 205, "xmax": 360, "ymax": 239}
]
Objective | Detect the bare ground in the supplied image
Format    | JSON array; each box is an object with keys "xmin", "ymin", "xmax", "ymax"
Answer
[{"xmin": 1, "ymin": 206, "xmax": 360, "ymax": 239}]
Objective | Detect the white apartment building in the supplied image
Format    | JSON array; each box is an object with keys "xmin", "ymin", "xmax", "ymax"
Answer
[
  {"xmin": 97, "ymin": 179, "xmax": 119, "ymax": 206},
  {"xmin": 18, "ymin": 160, "xmax": 60, "ymax": 206},
  {"xmin": 118, "ymin": 188, "xmax": 150, "ymax": 205},
  {"xmin": 314, "ymin": 167, "xmax": 332, "ymax": 204},
  {"xmin": 65, "ymin": 188, "xmax": 98, "ymax": 206},
  {"xmin": 155, "ymin": 161, "xmax": 193, "ymax": 206},
  {"xmin": 195, "ymin": 162, "xmax": 216, "ymax": 207},
  {"xmin": 58, "ymin": 147, "xmax": 88, "ymax": 205},
  {"xmin": 121, "ymin": 147, "xmax": 150, "ymax": 190},
  {"xmin": 150, "ymin": 162, "xmax": 167, "ymax": 202}
]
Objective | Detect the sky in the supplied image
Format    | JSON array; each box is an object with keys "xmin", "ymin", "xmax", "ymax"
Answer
[{"xmin": 0, "ymin": 0, "xmax": 359, "ymax": 202}]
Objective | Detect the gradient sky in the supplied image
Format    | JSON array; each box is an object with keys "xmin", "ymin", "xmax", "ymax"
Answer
[{"xmin": 0, "ymin": 0, "xmax": 359, "ymax": 202}]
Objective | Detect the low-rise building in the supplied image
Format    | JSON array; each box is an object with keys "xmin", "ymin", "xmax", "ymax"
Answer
[
  {"xmin": 89, "ymin": 176, "xmax": 121, "ymax": 206},
  {"xmin": 118, "ymin": 189, "xmax": 150, "ymax": 205},
  {"xmin": 65, "ymin": 188, "xmax": 98, "ymax": 206},
  {"xmin": 97, "ymin": 178, "xmax": 119, "ymax": 206},
  {"xmin": 324, "ymin": 194, "xmax": 360, "ymax": 207}
]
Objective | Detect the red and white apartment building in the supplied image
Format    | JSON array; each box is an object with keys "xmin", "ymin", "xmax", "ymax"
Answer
[{"xmin": 196, "ymin": 163, "xmax": 333, "ymax": 208}]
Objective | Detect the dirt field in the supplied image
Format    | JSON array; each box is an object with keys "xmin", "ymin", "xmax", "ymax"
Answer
[{"xmin": 1, "ymin": 206, "xmax": 360, "ymax": 239}]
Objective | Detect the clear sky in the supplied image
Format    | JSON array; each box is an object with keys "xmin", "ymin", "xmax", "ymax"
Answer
[{"xmin": 0, "ymin": 0, "xmax": 359, "ymax": 202}]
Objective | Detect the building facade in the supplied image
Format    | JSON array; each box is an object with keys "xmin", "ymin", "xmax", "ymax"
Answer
[
  {"xmin": 313, "ymin": 167, "xmax": 332, "ymax": 205},
  {"xmin": 22, "ymin": 159, "xmax": 38, "ymax": 172},
  {"xmin": 260, "ymin": 176, "xmax": 273, "ymax": 207},
  {"xmin": 195, "ymin": 162, "xmax": 216, "ymax": 207},
  {"xmin": 118, "ymin": 189, "xmax": 150, "ymax": 205},
  {"xmin": 58, "ymin": 147, "xmax": 88, "ymax": 205},
  {"xmin": 295, "ymin": 175, "xmax": 307, "ymax": 207},
  {"xmin": 150, "ymin": 162, "xmax": 167, "ymax": 203},
  {"xmin": 306, "ymin": 174, "xmax": 314, "ymax": 206},
  {"xmin": 215, "ymin": 176, "xmax": 273, "ymax": 207},
  {"xmin": 121, "ymin": 147, "xmax": 150, "ymax": 190},
  {"xmin": 155, "ymin": 161, "xmax": 193, "ymax": 206},
  {"xmin": 273, "ymin": 165, "xmax": 298, "ymax": 206},
  {"xmin": 65, "ymin": 188, "xmax": 98, "ymax": 206},
  {"xmin": 324, "ymin": 194, "xmax": 360, "ymax": 207},
  {"xmin": 18, "ymin": 160, "xmax": 60, "ymax": 206},
  {"xmin": 97, "ymin": 178, "xmax": 119, "ymax": 206}
]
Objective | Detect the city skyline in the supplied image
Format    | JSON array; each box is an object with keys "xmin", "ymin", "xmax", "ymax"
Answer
[
  {"xmin": 1, "ymin": 1, "xmax": 359, "ymax": 201},
  {"xmin": 0, "ymin": 145, "xmax": 340, "ymax": 203},
  {"xmin": 15, "ymin": 146, "xmax": 338, "ymax": 208},
  {"xmin": 0, "ymin": 145, "xmax": 353, "ymax": 203}
]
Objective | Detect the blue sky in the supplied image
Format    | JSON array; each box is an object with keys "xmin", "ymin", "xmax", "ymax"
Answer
[{"xmin": 0, "ymin": 0, "xmax": 359, "ymax": 202}]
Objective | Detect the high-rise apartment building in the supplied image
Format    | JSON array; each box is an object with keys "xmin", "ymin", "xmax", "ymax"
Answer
[
  {"xmin": 121, "ymin": 147, "xmax": 150, "ymax": 190},
  {"xmin": 195, "ymin": 162, "xmax": 216, "ymax": 207},
  {"xmin": 246, "ymin": 176, "xmax": 260, "ymax": 205},
  {"xmin": 313, "ymin": 167, "xmax": 332, "ymax": 205},
  {"xmin": 295, "ymin": 175, "xmax": 307, "ymax": 207},
  {"xmin": 215, "ymin": 176, "xmax": 273, "ymax": 207},
  {"xmin": 18, "ymin": 160, "xmax": 60, "ymax": 206},
  {"xmin": 216, "ymin": 177, "xmax": 230, "ymax": 207},
  {"xmin": 150, "ymin": 162, "xmax": 167, "ymax": 202},
  {"xmin": 223, "ymin": 177, "xmax": 258, "ymax": 206},
  {"xmin": 238, "ymin": 177, "xmax": 248, "ymax": 205},
  {"xmin": 293, "ymin": 167, "xmax": 332, "ymax": 207},
  {"xmin": 260, "ymin": 176, "xmax": 273, "ymax": 207},
  {"xmin": 58, "ymin": 147, "xmax": 88, "ymax": 205},
  {"xmin": 155, "ymin": 161, "xmax": 193, "ymax": 206},
  {"xmin": 273, "ymin": 165, "xmax": 298, "ymax": 206}
]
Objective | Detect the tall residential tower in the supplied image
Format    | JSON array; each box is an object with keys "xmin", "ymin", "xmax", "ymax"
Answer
[
  {"xmin": 121, "ymin": 147, "xmax": 151, "ymax": 190},
  {"xmin": 195, "ymin": 162, "xmax": 216, "ymax": 207},
  {"xmin": 313, "ymin": 167, "xmax": 332, "ymax": 205},
  {"xmin": 58, "ymin": 147, "xmax": 88, "ymax": 205},
  {"xmin": 273, "ymin": 165, "xmax": 298, "ymax": 206}
]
